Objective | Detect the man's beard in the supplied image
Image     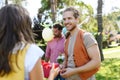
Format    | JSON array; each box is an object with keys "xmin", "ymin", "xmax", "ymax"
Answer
[
  {"xmin": 69, "ymin": 25, "xmax": 76, "ymax": 31},
  {"xmin": 54, "ymin": 34, "xmax": 61, "ymax": 38}
]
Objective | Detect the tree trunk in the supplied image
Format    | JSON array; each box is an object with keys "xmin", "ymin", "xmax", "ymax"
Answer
[
  {"xmin": 50, "ymin": 0, "xmax": 56, "ymax": 23},
  {"xmin": 97, "ymin": 0, "xmax": 104, "ymax": 61},
  {"xmin": 5, "ymin": 0, "xmax": 8, "ymax": 5}
]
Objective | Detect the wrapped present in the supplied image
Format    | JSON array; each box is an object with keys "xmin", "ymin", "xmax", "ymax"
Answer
[{"xmin": 41, "ymin": 60, "xmax": 59, "ymax": 78}]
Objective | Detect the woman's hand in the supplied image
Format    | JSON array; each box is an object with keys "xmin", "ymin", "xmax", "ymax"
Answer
[{"xmin": 48, "ymin": 63, "xmax": 60, "ymax": 80}]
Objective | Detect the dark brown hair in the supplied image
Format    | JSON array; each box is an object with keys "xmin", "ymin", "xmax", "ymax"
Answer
[
  {"xmin": 0, "ymin": 4, "xmax": 34, "ymax": 76},
  {"xmin": 53, "ymin": 23, "xmax": 63, "ymax": 30}
]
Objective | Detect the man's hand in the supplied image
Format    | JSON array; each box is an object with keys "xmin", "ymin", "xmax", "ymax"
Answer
[{"xmin": 60, "ymin": 68, "xmax": 76, "ymax": 78}]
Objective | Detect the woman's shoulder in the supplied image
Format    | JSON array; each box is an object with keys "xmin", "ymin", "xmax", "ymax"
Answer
[
  {"xmin": 27, "ymin": 43, "xmax": 44, "ymax": 57},
  {"xmin": 25, "ymin": 43, "xmax": 44, "ymax": 72}
]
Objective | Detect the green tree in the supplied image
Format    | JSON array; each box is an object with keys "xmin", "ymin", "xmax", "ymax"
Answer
[
  {"xmin": 5, "ymin": 0, "xmax": 25, "ymax": 5},
  {"xmin": 107, "ymin": 10, "xmax": 120, "ymax": 31},
  {"xmin": 40, "ymin": 0, "xmax": 94, "ymax": 23},
  {"xmin": 11, "ymin": 0, "xmax": 24, "ymax": 5},
  {"xmin": 102, "ymin": 10, "xmax": 120, "ymax": 39}
]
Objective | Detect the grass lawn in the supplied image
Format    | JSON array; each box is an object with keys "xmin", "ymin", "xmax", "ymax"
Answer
[
  {"xmin": 96, "ymin": 46, "xmax": 120, "ymax": 80},
  {"xmin": 103, "ymin": 46, "xmax": 120, "ymax": 58}
]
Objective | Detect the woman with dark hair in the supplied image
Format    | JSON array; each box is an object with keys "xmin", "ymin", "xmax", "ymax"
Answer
[{"xmin": 0, "ymin": 4, "xmax": 59, "ymax": 80}]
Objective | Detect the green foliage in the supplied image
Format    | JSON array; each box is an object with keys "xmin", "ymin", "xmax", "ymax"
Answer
[
  {"xmin": 96, "ymin": 46, "xmax": 120, "ymax": 80},
  {"xmin": 40, "ymin": 0, "xmax": 95, "ymax": 24},
  {"xmin": 82, "ymin": 16, "xmax": 97, "ymax": 33},
  {"xmin": 105, "ymin": 11, "xmax": 120, "ymax": 31},
  {"xmin": 96, "ymin": 58, "xmax": 120, "ymax": 80},
  {"xmin": 40, "ymin": 0, "xmax": 65, "ymax": 13},
  {"xmin": 40, "ymin": 0, "xmax": 51, "ymax": 13},
  {"xmin": 9, "ymin": 0, "xmax": 25, "ymax": 5}
]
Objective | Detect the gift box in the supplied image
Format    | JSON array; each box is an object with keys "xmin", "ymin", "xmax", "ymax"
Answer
[{"xmin": 41, "ymin": 60, "xmax": 59, "ymax": 78}]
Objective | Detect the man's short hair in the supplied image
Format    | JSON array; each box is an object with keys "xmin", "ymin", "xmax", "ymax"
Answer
[
  {"xmin": 53, "ymin": 24, "xmax": 63, "ymax": 30},
  {"xmin": 63, "ymin": 7, "xmax": 80, "ymax": 19}
]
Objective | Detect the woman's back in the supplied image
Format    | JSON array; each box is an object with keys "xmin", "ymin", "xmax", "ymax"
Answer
[
  {"xmin": 0, "ymin": 4, "xmax": 59, "ymax": 80},
  {"xmin": 0, "ymin": 44, "xmax": 30, "ymax": 80}
]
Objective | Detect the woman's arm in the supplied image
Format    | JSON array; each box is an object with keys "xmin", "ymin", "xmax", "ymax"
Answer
[
  {"xmin": 29, "ymin": 58, "xmax": 44, "ymax": 80},
  {"xmin": 48, "ymin": 63, "xmax": 60, "ymax": 80}
]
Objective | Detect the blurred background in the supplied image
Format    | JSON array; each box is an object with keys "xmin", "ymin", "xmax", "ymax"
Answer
[{"xmin": 0, "ymin": 0, "xmax": 120, "ymax": 79}]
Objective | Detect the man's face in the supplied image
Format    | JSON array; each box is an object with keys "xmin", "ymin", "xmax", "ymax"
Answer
[
  {"xmin": 53, "ymin": 28, "xmax": 62, "ymax": 38},
  {"xmin": 63, "ymin": 11, "xmax": 78, "ymax": 31}
]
